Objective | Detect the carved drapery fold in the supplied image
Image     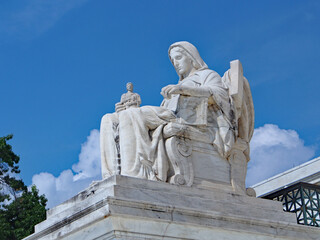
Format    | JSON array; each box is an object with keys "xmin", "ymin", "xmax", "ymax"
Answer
[{"xmin": 166, "ymin": 137, "xmax": 193, "ymax": 186}]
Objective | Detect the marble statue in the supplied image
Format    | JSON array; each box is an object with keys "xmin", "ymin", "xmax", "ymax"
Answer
[
  {"xmin": 115, "ymin": 82, "xmax": 141, "ymax": 113},
  {"xmin": 26, "ymin": 43, "xmax": 320, "ymax": 240},
  {"xmin": 100, "ymin": 41, "xmax": 254, "ymax": 194}
]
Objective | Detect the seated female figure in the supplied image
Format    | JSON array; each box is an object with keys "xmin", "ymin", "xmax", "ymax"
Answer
[{"xmin": 100, "ymin": 41, "xmax": 235, "ymax": 182}]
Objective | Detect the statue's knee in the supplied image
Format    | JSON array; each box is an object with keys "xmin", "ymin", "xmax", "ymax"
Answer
[
  {"xmin": 101, "ymin": 113, "xmax": 118, "ymax": 125},
  {"xmin": 101, "ymin": 113, "xmax": 111, "ymax": 121}
]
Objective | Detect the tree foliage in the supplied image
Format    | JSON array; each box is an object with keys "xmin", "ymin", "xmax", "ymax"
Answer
[
  {"xmin": 0, "ymin": 135, "xmax": 47, "ymax": 240},
  {"xmin": 0, "ymin": 135, "xmax": 26, "ymax": 204}
]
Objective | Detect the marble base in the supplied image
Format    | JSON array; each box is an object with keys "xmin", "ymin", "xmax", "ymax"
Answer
[{"xmin": 24, "ymin": 175, "xmax": 320, "ymax": 240}]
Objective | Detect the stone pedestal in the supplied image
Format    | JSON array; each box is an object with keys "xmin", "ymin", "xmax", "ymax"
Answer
[{"xmin": 24, "ymin": 176, "xmax": 320, "ymax": 240}]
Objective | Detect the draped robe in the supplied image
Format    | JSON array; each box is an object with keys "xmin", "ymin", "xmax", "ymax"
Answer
[{"xmin": 100, "ymin": 68, "xmax": 235, "ymax": 181}]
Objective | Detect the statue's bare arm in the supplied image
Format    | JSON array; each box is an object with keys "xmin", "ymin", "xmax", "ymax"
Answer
[{"xmin": 161, "ymin": 84, "xmax": 211, "ymax": 99}]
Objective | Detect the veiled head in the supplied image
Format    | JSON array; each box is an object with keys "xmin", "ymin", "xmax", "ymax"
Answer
[
  {"xmin": 169, "ymin": 41, "xmax": 208, "ymax": 80},
  {"xmin": 169, "ymin": 47, "xmax": 194, "ymax": 78}
]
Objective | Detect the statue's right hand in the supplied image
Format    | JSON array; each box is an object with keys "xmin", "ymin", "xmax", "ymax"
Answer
[
  {"xmin": 161, "ymin": 85, "xmax": 169, "ymax": 99},
  {"xmin": 161, "ymin": 85, "xmax": 178, "ymax": 99}
]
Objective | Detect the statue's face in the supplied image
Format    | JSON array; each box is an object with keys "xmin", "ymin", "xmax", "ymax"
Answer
[
  {"xmin": 126, "ymin": 83, "xmax": 133, "ymax": 91},
  {"xmin": 170, "ymin": 47, "xmax": 193, "ymax": 77}
]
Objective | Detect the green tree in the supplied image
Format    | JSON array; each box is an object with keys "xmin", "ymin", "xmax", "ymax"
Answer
[
  {"xmin": 0, "ymin": 135, "xmax": 47, "ymax": 240},
  {"xmin": 0, "ymin": 135, "xmax": 26, "ymax": 205}
]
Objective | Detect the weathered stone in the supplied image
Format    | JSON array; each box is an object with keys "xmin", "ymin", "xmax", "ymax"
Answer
[
  {"xmin": 24, "ymin": 176, "xmax": 320, "ymax": 240},
  {"xmin": 100, "ymin": 41, "xmax": 254, "ymax": 195}
]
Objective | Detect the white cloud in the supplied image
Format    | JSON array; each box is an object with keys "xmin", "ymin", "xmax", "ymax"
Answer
[
  {"xmin": 32, "ymin": 129, "xmax": 101, "ymax": 208},
  {"xmin": 72, "ymin": 129, "xmax": 101, "ymax": 181},
  {"xmin": 247, "ymin": 124, "xmax": 315, "ymax": 186},
  {"xmin": 0, "ymin": 0, "xmax": 89, "ymax": 43}
]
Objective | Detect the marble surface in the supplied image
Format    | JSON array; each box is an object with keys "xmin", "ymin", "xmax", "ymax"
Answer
[
  {"xmin": 24, "ymin": 176, "xmax": 320, "ymax": 240},
  {"xmin": 100, "ymin": 42, "xmax": 254, "ymax": 195},
  {"xmin": 115, "ymin": 82, "xmax": 141, "ymax": 113}
]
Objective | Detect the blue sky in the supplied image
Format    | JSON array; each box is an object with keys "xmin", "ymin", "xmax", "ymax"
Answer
[{"xmin": 1, "ymin": 0, "xmax": 319, "ymax": 207}]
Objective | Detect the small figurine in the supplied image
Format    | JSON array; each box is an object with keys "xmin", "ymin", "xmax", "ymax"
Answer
[{"xmin": 115, "ymin": 82, "xmax": 141, "ymax": 113}]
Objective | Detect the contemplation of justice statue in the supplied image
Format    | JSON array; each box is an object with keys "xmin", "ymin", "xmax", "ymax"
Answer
[
  {"xmin": 100, "ymin": 41, "xmax": 254, "ymax": 195},
  {"xmin": 25, "ymin": 42, "xmax": 320, "ymax": 240}
]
